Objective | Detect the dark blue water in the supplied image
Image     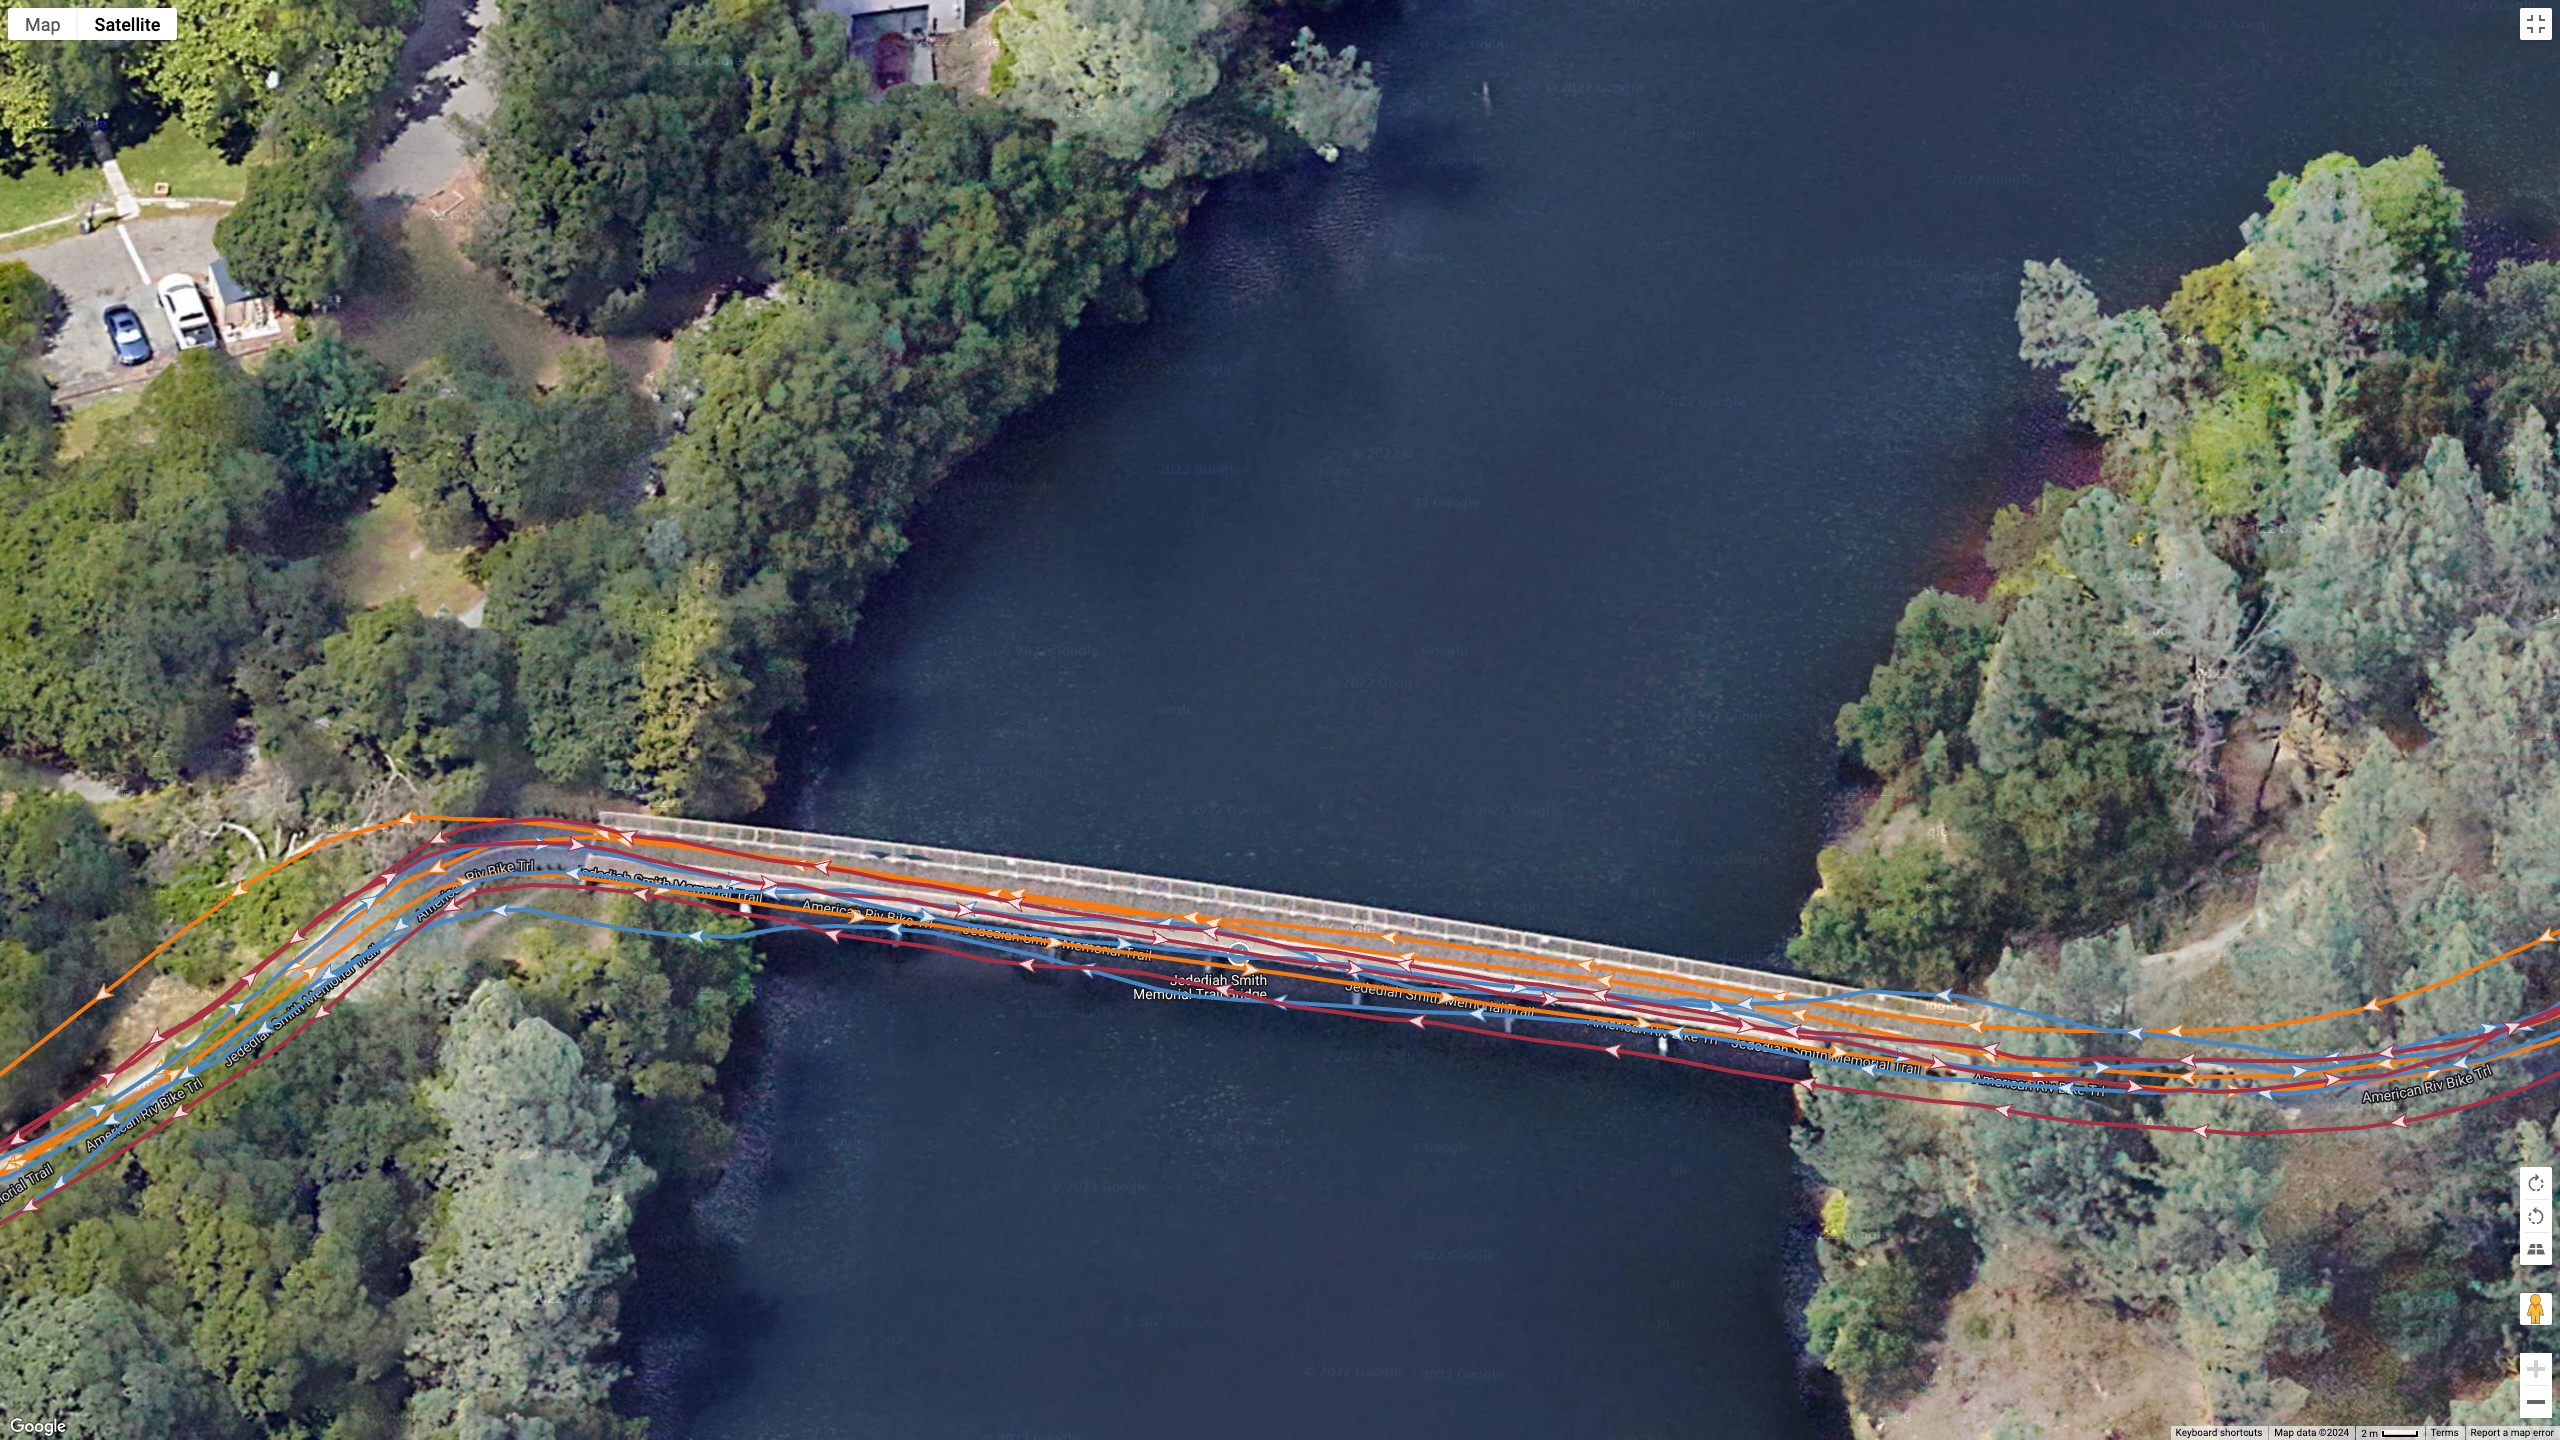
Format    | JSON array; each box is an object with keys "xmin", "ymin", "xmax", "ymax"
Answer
[{"xmin": 640, "ymin": 3, "xmax": 2560, "ymax": 1435}]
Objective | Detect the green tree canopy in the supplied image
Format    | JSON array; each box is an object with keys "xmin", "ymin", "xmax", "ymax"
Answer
[
  {"xmin": 0, "ymin": 793, "xmax": 132, "ymax": 1124},
  {"xmin": 256, "ymin": 323, "xmax": 389, "ymax": 529},
  {"xmin": 408, "ymin": 981, "xmax": 649, "ymax": 1434},
  {"xmin": 0, "ymin": 1286, "xmax": 231, "ymax": 1434},
  {"xmin": 2275, "ymin": 439, "xmax": 2484, "ymax": 707},
  {"xmin": 2242, "ymin": 161, "xmax": 2419, "ymax": 409},
  {"xmin": 1788, "ymin": 840, "xmax": 1996, "ymax": 994},
  {"xmin": 217, "ymin": 135, "xmax": 362, "ymax": 312},
  {"xmin": 1804, "ymin": 1257, "xmax": 1932, "ymax": 1404},
  {"xmin": 374, "ymin": 345, "xmax": 651, "ymax": 547},
  {"xmin": 995, "ymin": 0, "xmax": 1225, "ymax": 161},
  {"xmin": 286, "ymin": 600, "xmax": 513, "ymax": 777},
  {"xmin": 1272, "ymin": 28, "xmax": 1378, "ymax": 162},
  {"xmin": 1836, "ymin": 589, "xmax": 1998, "ymax": 781}
]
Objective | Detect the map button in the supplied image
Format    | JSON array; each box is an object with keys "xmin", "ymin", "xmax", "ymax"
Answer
[
  {"xmin": 2524, "ymin": 1168, "xmax": 2553, "ymax": 1267},
  {"xmin": 2524, "ymin": 1349, "xmax": 2554, "ymax": 1418}
]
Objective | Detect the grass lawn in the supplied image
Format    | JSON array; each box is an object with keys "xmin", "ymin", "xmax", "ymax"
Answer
[
  {"xmin": 328, "ymin": 489, "xmax": 486, "ymax": 620},
  {"xmin": 116, "ymin": 126, "xmax": 247, "ymax": 203},
  {"xmin": 0, "ymin": 124, "xmax": 244, "ymax": 237},
  {"xmin": 339, "ymin": 213, "xmax": 570, "ymax": 386},
  {"xmin": 0, "ymin": 218, "xmax": 80, "ymax": 257},
  {"xmin": 55, "ymin": 387, "xmax": 142, "ymax": 460}
]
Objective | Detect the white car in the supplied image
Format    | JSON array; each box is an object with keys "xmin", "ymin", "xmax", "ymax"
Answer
[{"xmin": 155, "ymin": 273, "xmax": 218, "ymax": 351}]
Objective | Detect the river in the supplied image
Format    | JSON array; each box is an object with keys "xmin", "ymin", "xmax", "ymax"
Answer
[{"xmin": 631, "ymin": 4, "xmax": 2560, "ymax": 1436}]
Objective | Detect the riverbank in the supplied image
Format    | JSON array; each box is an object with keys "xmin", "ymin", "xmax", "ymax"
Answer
[{"xmin": 1795, "ymin": 157, "xmax": 2560, "ymax": 1434}]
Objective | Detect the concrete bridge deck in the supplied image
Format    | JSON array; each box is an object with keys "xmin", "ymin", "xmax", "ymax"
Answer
[{"xmin": 596, "ymin": 813, "xmax": 1972, "ymax": 1039}]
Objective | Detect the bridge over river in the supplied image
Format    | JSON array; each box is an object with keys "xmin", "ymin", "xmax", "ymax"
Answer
[{"xmin": 595, "ymin": 812, "xmax": 1972, "ymax": 1052}]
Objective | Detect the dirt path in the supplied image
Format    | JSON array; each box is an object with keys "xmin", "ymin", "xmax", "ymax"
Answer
[
  {"xmin": 355, "ymin": 0, "xmax": 497, "ymax": 205},
  {"xmin": 2136, "ymin": 908, "xmax": 2254, "ymax": 977}
]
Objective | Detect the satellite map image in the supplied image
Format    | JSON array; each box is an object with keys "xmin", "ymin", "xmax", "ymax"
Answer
[{"xmin": 0, "ymin": 1, "xmax": 2551, "ymax": 1438}]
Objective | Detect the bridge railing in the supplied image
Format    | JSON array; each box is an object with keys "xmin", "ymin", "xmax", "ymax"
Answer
[{"xmin": 596, "ymin": 812, "xmax": 1971, "ymax": 1029}]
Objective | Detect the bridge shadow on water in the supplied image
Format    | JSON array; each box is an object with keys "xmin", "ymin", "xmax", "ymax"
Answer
[{"xmin": 624, "ymin": 926, "xmax": 1845, "ymax": 1440}]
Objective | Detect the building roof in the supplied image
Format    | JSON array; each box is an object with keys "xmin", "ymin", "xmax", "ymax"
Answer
[
  {"xmin": 208, "ymin": 256, "xmax": 254, "ymax": 305},
  {"xmin": 814, "ymin": 0, "xmax": 959, "ymax": 19}
]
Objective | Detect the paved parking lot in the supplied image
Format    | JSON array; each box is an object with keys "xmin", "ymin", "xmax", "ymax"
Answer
[{"xmin": 20, "ymin": 211, "xmax": 221, "ymax": 400}]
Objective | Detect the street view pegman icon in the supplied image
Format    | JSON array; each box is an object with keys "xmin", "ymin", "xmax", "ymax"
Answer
[{"xmin": 2528, "ymin": 1293, "xmax": 2553, "ymax": 1326}]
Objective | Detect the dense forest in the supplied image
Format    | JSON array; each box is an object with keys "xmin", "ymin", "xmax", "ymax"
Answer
[
  {"xmin": 1794, "ymin": 148, "xmax": 2560, "ymax": 1430},
  {"xmin": 0, "ymin": 0, "xmax": 1380, "ymax": 1434}
]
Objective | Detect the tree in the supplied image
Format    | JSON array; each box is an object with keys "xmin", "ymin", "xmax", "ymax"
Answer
[
  {"xmin": 995, "ymin": 0, "xmax": 1223, "ymax": 160},
  {"xmin": 470, "ymin": 0, "xmax": 728, "ymax": 320},
  {"xmin": 0, "ymin": 260, "xmax": 59, "ymax": 359},
  {"xmin": 2264, "ymin": 385, "xmax": 2342, "ymax": 538},
  {"xmin": 2497, "ymin": 769, "xmax": 2560, "ymax": 933},
  {"xmin": 2139, "ymin": 1091, "xmax": 2282, "ymax": 1290},
  {"xmin": 2164, "ymin": 256, "xmax": 2267, "ymax": 358},
  {"xmin": 372, "ymin": 355, "xmax": 510, "ymax": 548},
  {"xmin": 409, "ymin": 982, "xmax": 649, "ymax": 1433},
  {"xmin": 129, "ymin": 0, "xmax": 404, "ymax": 144},
  {"xmin": 1985, "ymin": 486, "xmax": 2255, "ymax": 812},
  {"xmin": 0, "ymin": 348, "xmax": 324, "ymax": 781},
  {"xmin": 0, "ymin": 39, "xmax": 126, "ymax": 147},
  {"xmin": 2274, "ymin": 148, "xmax": 2467, "ymax": 302},
  {"xmin": 482, "ymin": 516, "xmax": 651, "ymax": 794},
  {"xmin": 142, "ymin": 345, "xmax": 279, "ymax": 463},
  {"xmin": 1272, "ymin": 28, "xmax": 1377, "ymax": 162},
  {"xmin": 657, "ymin": 285, "xmax": 936, "ymax": 625},
  {"xmin": 2427, "ymin": 615, "xmax": 2560, "ymax": 825},
  {"xmin": 2490, "ymin": 407, "xmax": 2560, "ymax": 621},
  {"xmin": 2016, "ymin": 259, "xmax": 2102, "ymax": 369},
  {"xmin": 1958, "ymin": 936, "xmax": 2155, "ymax": 1266},
  {"xmin": 218, "ymin": 138, "xmax": 362, "ymax": 312},
  {"xmin": 0, "ymin": 791, "xmax": 130, "ymax": 955},
  {"xmin": 256, "ymin": 323, "xmax": 389, "ymax": 526},
  {"xmin": 627, "ymin": 566, "xmax": 783, "ymax": 817},
  {"xmin": 2175, "ymin": 1253, "xmax": 2322, "ymax": 1424},
  {"xmin": 2275, "ymin": 441, "xmax": 2484, "ymax": 707},
  {"xmin": 424, "ymin": 981, "xmax": 623, "ymax": 1172},
  {"xmin": 1971, "ymin": 578, "xmax": 2168, "ymax": 773},
  {"xmin": 506, "ymin": 897, "xmax": 761, "ymax": 1178},
  {"xmin": 2458, "ymin": 261, "xmax": 2560, "ymax": 454},
  {"xmin": 2389, "ymin": 884, "xmax": 2523, "ymax": 1061},
  {"xmin": 2180, "ymin": 382, "xmax": 2284, "ymax": 517},
  {"xmin": 1943, "ymin": 732, "xmax": 2186, "ymax": 928},
  {"xmin": 0, "ymin": 793, "xmax": 131, "ymax": 1126},
  {"xmin": 1836, "ymin": 590, "xmax": 1998, "ymax": 780},
  {"xmin": 1787, "ymin": 840, "xmax": 1996, "ymax": 994},
  {"xmin": 2226, "ymin": 749, "xmax": 2444, "ymax": 1060},
  {"xmin": 2282, "ymin": 465, "xmax": 2435, "ymax": 702},
  {"xmin": 525, "ymin": 344, "xmax": 655, "ymax": 523},
  {"xmin": 1794, "ymin": 1079, "xmax": 1962, "ymax": 1252},
  {"xmin": 2059, "ymin": 307, "xmax": 2194, "ymax": 456},
  {"xmin": 155, "ymin": 1202, "xmax": 304, "ymax": 1418},
  {"xmin": 1990, "ymin": 930, "xmax": 2135, "ymax": 1057},
  {"xmin": 2242, "ymin": 162, "xmax": 2417, "ymax": 409},
  {"xmin": 0, "ymin": 1287, "xmax": 231, "ymax": 1434},
  {"xmin": 374, "ymin": 345, "xmax": 649, "ymax": 546},
  {"xmin": 286, "ymin": 600, "xmax": 513, "ymax": 776},
  {"xmin": 268, "ymin": 1228, "xmax": 401, "ymax": 1420},
  {"xmin": 1804, "ymin": 1257, "xmax": 1932, "ymax": 1404}
]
